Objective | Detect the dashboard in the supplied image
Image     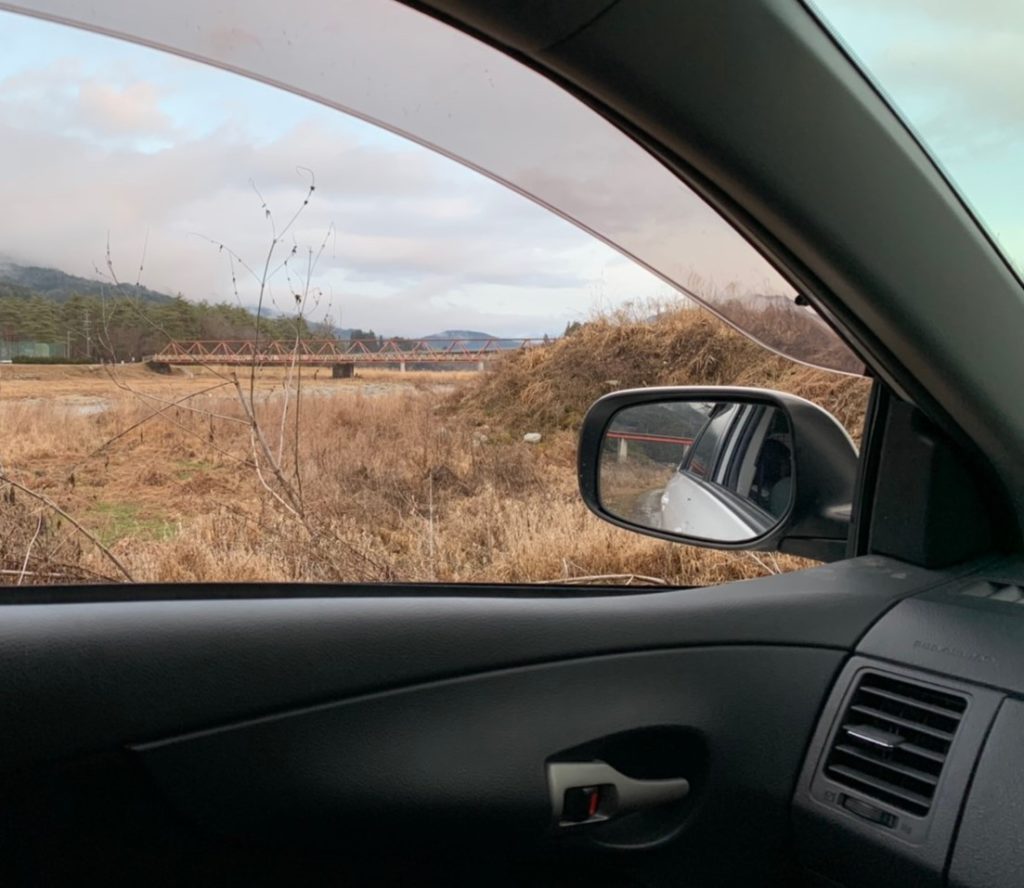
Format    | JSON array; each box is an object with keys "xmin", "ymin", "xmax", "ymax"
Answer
[{"xmin": 794, "ymin": 559, "xmax": 1024, "ymax": 887}]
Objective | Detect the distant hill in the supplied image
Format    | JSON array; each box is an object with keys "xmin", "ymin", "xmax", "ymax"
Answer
[
  {"xmin": 0, "ymin": 266, "xmax": 539, "ymax": 346},
  {"xmin": 419, "ymin": 330, "xmax": 525, "ymax": 350},
  {"xmin": 329, "ymin": 328, "xmax": 371, "ymax": 341},
  {"xmin": 0, "ymin": 263, "xmax": 175, "ymax": 305}
]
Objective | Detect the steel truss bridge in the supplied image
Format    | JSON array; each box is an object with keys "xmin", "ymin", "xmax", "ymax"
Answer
[{"xmin": 148, "ymin": 338, "xmax": 551, "ymax": 369}]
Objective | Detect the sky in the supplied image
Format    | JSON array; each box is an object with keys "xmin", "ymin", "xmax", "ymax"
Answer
[
  {"xmin": 0, "ymin": 4, "xmax": 679, "ymax": 337},
  {"xmin": 0, "ymin": 0, "xmax": 1019, "ymax": 341},
  {"xmin": 814, "ymin": 0, "xmax": 1024, "ymax": 275}
]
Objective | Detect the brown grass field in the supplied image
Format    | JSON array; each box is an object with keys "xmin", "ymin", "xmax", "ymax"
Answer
[{"xmin": 0, "ymin": 310, "xmax": 871, "ymax": 587}]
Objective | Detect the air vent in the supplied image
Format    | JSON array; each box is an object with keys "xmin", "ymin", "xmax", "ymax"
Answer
[{"xmin": 824, "ymin": 672, "xmax": 967, "ymax": 818}]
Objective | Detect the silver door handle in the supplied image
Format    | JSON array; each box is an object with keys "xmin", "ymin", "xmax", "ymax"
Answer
[{"xmin": 547, "ymin": 761, "xmax": 690, "ymax": 826}]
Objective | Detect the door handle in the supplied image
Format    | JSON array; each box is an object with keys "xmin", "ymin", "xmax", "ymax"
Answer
[{"xmin": 547, "ymin": 761, "xmax": 690, "ymax": 827}]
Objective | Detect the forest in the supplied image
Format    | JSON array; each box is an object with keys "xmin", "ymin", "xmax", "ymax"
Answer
[{"xmin": 0, "ymin": 290, "xmax": 344, "ymax": 361}]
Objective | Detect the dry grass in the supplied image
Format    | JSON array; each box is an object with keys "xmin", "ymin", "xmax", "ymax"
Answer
[
  {"xmin": 0, "ymin": 309, "xmax": 871, "ymax": 587},
  {"xmin": 452, "ymin": 307, "xmax": 869, "ymax": 439}
]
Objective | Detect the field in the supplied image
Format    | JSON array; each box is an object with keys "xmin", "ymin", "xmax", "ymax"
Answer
[{"xmin": 0, "ymin": 310, "xmax": 872, "ymax": 587}]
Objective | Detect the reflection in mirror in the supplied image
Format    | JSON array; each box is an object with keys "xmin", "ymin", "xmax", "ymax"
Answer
[{"xmin": 599, "ymin": 399, "xmax": 794, "ymax": 543}]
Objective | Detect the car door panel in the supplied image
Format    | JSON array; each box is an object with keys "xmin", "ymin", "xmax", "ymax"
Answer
[
  {"xmin": 138, "ymin": 646, "xmax": 841, "ymax": 844},
  {"xmin": 0, "ymin": 557, "xmax": 942, "ymax": 769},
  {"xmin": 0, "ymin": 555, "xmax": 973, "ymax": 886}
]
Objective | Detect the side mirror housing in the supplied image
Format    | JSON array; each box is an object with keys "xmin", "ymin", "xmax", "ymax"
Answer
[{"xmin": 577, "ymin": 387, "xmax": 858, "ymax": 562}]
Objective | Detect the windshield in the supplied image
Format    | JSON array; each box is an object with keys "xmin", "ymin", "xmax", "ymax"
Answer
[
  {"xmin": 813, "ymin": 0, "xmax": 1024, "ymax": 280},
  {"xmin": 0, "ymin": 0, "xmax": 861, "ymax": 375}
]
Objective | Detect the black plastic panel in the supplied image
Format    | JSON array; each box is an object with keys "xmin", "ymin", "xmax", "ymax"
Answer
[
  {"xmin": 404, "ymin": 0, "xmax": 618, "ymax": 53},
  {"xmin": 0, "ymin": 556, "xmax": 942, "ymax": 769},
  {"xmin": 869, "ymin": 400, "xmax": 997, "ymax": 567},
  {"xmin": 138, "ymin": 646, "xmax": 841, "ymax": 875},
  {"xmin": 858, "ymin": 562, "xmax": 1024, "ymax": 693},
  {"xmin": 949, "ymin": 698, "xmax": 1024, "ymax": 888}
]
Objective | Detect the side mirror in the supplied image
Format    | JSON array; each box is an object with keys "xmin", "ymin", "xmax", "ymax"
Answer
[{"xmin": 577, "ymin": 387, "xmax": 858, "ymax": 562}]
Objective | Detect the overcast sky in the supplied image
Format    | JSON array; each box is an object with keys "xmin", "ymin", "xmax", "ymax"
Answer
[
  {"xmin": 0, "ymin": 1, "xmax": 1019, "ymax": 338},
  {"xmin": 0, "ymin": 5, "xmax": 682, "ymax": 337}
]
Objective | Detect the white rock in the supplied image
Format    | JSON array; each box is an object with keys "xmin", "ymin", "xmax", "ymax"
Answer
[{"xmin": 523, "ymin": 432, "xmax": 542, "ymax": 444}]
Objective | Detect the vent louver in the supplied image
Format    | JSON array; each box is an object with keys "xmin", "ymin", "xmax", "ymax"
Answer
[{"xmin": 824, "ymin": 672, "xmax": 966, "ymax": 817}]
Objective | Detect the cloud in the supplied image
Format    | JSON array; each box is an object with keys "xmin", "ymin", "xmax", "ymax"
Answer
[
  {"xmin": 0, "ymin": 107, "xmax": 637, "ymax": 333},
  {"xmin": 0, "ymin": 59, "xmax": 174, "ymax": 147},
  {"xmin": 0, "ymin": 1, "xmax": 804, "ymax": 341},
  {"xmin": 76, "ymin": 80, "xmax": 171, "ymax": 135}
]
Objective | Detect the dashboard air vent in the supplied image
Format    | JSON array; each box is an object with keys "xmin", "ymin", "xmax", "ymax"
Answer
[{"xmin": 824, "ymin": 672, "xmax": 966, "ymax": 817}]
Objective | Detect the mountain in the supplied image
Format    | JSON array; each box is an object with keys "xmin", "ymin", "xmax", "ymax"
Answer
[
  {"xmin": 0, "ymin": 263, "xmax": 175, "ymax": 305},
  {"xmin": 419, "ymin": 330, "xmax": 525, "ymax": 350},
  {"xmin": 0, "ymin": 265, "xmax": 545, "ymax": 345}
]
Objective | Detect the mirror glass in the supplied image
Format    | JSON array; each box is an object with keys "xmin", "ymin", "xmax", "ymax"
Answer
[{"xmin": 599, "ymin": 399, "xmax": 794, "ymax": 543}]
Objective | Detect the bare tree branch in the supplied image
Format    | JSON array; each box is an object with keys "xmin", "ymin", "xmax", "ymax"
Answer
[
  {"xmin": 0, "ymin": 473, "xmax": 134, "ymax": 581},
  {"xmin": 248, "ymin": 428, "xmax": 303, "ymax": 520},
  {"xmin": 71, "ymin": 380, "xmax": 237, "ymax": 472},
  {"xmin": 233, "ymin": 377, "xmax": 304, "ymax": 515},
  {"xmin": 99, "ymin": 366, "xmax": 247, "ymax": 424},
  {"xmin": 17, "ymin": 512, "xmax": 43, "ymax": 586}
]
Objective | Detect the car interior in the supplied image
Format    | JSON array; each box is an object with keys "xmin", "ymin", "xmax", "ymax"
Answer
[{"xmin": 1, "ymin": 1, "xmax": 1022, "ymax": 886}]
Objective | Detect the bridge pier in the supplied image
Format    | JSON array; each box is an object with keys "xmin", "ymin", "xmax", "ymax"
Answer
[
  {"xmin": 477, "ymin": 360, "xmax": 485, "ymax": 372},
  {"xmin": 399, "ymin": 361, "xmax": 406, "ymax": 373},
  {"xmin": 331, "ymin": 362, "xmax": 355, "ymax": 379}
]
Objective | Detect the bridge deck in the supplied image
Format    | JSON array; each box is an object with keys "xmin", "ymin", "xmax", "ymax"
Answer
[{"xmin": 149, "ymin": 338, "xmax": 550, "ymax": 365}]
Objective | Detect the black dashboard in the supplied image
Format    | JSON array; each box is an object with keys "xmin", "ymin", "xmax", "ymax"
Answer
[{"xmin": 794, "ymin": 560, "xmax": 1024, "ymax": 887}]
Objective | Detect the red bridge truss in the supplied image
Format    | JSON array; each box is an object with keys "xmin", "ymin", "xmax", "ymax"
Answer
[{"xmin": 148, "ymin": 338, "xmax": 552, "ymax": 367}]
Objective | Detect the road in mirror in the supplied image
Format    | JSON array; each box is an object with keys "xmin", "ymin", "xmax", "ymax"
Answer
[{"xmin": 599, "ymin": 399, "xmax": 794, "ymax": 543}]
